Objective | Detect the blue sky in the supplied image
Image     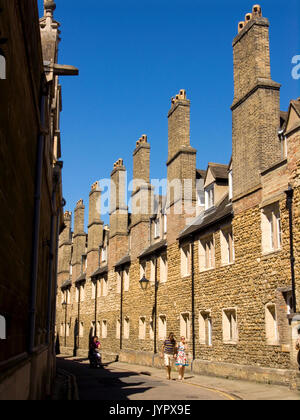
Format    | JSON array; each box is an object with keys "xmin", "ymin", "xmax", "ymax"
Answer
[{"xmin": 38, "ymin": 0, "xmax": 299, "ymax": 226}]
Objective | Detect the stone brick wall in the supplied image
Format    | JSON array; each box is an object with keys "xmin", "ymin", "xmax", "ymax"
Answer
[{"xmin": 56, "ymin": 6, "xmax": 300, "ymax": 387}]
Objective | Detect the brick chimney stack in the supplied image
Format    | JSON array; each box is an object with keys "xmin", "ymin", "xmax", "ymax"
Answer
[
  {"xmin": 166, "ymin": 89, "xmax": 197, "ymax": 243},
  {"xmin": 57, "ymin": 211, "xmax": 72, "ymax": 287},
  {"xmin": 87, "ymin": 182, "xmax": 104, "ymax": 277},
  {"xmin": 71, "ymin": 199, "xmax": 86, "ymax": 281},
  {"xmin": 232, "ymin": 5, "xmax": 282, "ymax": 199},
  {"xmin": 109, "ymin": 159, "xmax": 129, "ymax": 268},
  {"xmin": 131, "ymin": 135, "xmax": 154, "ymax": 258}
]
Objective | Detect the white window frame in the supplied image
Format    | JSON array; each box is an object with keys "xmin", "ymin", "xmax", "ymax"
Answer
[
  {"xmin": 79, "ymin": 322, "xmax": 84, "ymax": 338},
  {"xmin": 80, "ymin": 284, "xmax": 85, "ymax": 302},
  {"xmin": 124, "ymin": 317, "xmax": 130, "ymax": 339},
  {"xmin": 102, "ymin": 320, "xmax": 108, "ymax": 339},
  {"xmin": 154, "ymin": 218, "xmax": 160, "ymax": 239},
  {"xmin": 199, "ymin": 236, "xmax": 215, "ymax": 271},
  {"xmin": 163, "ymin": 214, "xmax": 167, "ymax": 234},
  {"xmin": 124, "ymin": 268, "xmax": 130, "ymax": 292},
  {"xmin": 180, "ymin": 312, "xmax": 191, "ymax": 342},
  {"xmin": 102, "ymin": 277, "xmax": 108, "ymax": 297},
  {"xmin": 220, "ymin": 228, "xmax": 235, "ymax": 266},
  {"xmin": 116, "ymin": 319, "xmax": 120, "ymax": 339},
  {"xmin": 160, "ymin": 254, "xmax": 168, "ymax": 283},
  {"xmin": 158, "ymin": 315, "xmax": 167, "ymax": 341},
  {"xmin": 265, "ymin": 304, "xmax": 279, "ymax": 345},
  {"xmin": 205, "ymin": 184, "xmax": 214, "ymax": 210},
  {"xmin": 92, "ymin": 281, "xmax": 96, "ymax": 300},
  {"xmin": 199, "ymin": 310, "xmax": 212, "ymax": 346},
  {"xmin": 102, "ymin": 246, "xmax": 107, "ymax": 263},
  {"xmin": 197, "ymin": 189, "xmax": 205, "ymax": 207},
  {"xmin": 139, "ymin": 317, "xmax": 146, "ymax": 340},
  {"xmin": 181, "ymin": 244, "xmax": 191, "ymax": 278},
  {"xmin": 222, "ymin": 308, "xmax": 238, "ymax": 344},
  {"xmin": 262, "ymin": 204, "xmax": 282, "ymax": 254}
]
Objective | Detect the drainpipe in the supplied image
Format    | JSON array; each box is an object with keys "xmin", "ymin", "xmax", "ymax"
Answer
[
  {"xmin": 120, "ymin": 269, "xmax": 124, "ymax": 350},
  {"xmin": 28, "ymin": 94, "xmax": 46, "ymax": 354},
  {"xmin": 154, "ymin": 255, "xmax": 158, "ymax": 354},
  {"xmin": 46, "ymin": 165, "xmax": 62, "ymax": 345},
  {"xmin": 52, "ymin": 199, "xmax": 63, "ymax": 352},
  {"xmin": 191, "ymin": 238, "xmax": 196, "ymax": 362},
  {"xmin": 285, "ymin": 186, "xmax": 297, "ymax": 314}
]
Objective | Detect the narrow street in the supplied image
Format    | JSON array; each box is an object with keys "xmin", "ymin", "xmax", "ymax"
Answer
[
  {"xmin": 56, "ymin": 356, "xmax": 300, "ymax": 401},
  {"xmin": 56, "ymin": 357, "xmax": 235, "ymax": 401}
]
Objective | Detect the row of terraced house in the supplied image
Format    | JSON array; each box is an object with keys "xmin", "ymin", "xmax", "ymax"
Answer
[{"xmin": 56, "ymin": 5, "xmax": 300, "ymax": 388}]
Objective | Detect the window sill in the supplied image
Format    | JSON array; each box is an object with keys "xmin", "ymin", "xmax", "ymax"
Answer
[
  {"xmin": 182, "ymin": 274, "xmax": 191, "ymax": 279},
  {"xmin": 199, "ymin": 342, "xmax": 213, "ymax": 347},
  {"xmin": 199, "ymin": 267, "xmax": 215, "ymax": 273},
  {"xmin": 221, "ymin": 262, "xmax": 235, "ymax": 268},
  {"xmin": 223, "ymin": 341, "xmax": 238, "ymax": 345},
  {"xmin": 261, "ymin": 249, "xmax": 282, "ymax": 260},
  {"xmin": 266, "ymin": 341, "xmax": 280, "ymax": 347}
]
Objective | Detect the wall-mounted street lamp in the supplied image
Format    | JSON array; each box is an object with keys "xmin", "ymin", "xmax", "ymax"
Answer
[{"xmin": 139, "ymin": 275, "xmax": 150, "ymax": 291}]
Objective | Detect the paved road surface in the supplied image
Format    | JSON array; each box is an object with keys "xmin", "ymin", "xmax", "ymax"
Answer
[{"xmin": 57, "ymin": 357, "xmax": 235, "ymax": 401}]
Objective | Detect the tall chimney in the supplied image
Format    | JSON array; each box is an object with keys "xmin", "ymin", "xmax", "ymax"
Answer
[
  {"xmin": 87, "ymin": 182, "xmax": 104, "ymax": 276},
  {"xmin": 131, "ymin": 135, "xmax": 154, "ymax": 258},
  {"xmin": 109, "ymin": 159, "xmax": 129, "ymax": 268},
  {"xmin": 57, "ymin": 211, "xmax": 72, "ymax": 287},
  {"xmin": 71, "ymin": 199, "xmax": 86, "ymax": 281},
  {"xmin": 232, "ymin": 5, "xmax": 281, "ymax": 199},
  {"xmin": 166, "ymin": 90, "xmax": 197, "ymax": 242}
]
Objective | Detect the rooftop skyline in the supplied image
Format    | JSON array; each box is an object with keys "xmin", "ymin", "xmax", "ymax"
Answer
[{"xmin": 37, "ymin": 0, "xmax": 300, "ymax": 226}]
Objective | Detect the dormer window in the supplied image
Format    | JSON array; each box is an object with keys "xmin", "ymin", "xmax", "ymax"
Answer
[
  {"xmin": 81, "ymin": 255, "xmax": 87, "ymax": 273},
  {"xmin": 205, "ymin": 184, "xmax": 214, "ymax": 210},
  {"xmin": 197, "ymin": 189, "xmax": 205, "ymax": 207},
  {"xmin": 154, "ymin": 218, "xmax": 160, "ymax": 239},
  {"xmin": 102, "ymin": 246, "xmax": 107, "ymax": 263},
  {"xmin": 163, "ymin": 214, "xmax": 167, "ymax": 235}
]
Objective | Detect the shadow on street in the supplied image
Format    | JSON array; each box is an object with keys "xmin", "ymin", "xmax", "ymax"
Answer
[{"xmin": 56, "ymin": 357, "xmax": 154, "ymax": 400}]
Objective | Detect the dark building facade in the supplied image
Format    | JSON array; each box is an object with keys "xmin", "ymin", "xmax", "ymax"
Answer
[{"xmin": 0, "ymin": 0, "xmax": 77, "ymax": 399}]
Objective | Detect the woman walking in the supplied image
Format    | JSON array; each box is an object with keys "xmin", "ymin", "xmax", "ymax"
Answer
[{"xmin": 175, "ymin": 336, "xmax": 189, "ymax": 381}]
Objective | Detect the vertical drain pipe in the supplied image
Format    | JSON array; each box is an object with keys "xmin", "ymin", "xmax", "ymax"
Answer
[
  {"xmin": 286, "ymin": 186, "xmax": 297, "ymax": 313},
  {"xmin": 120, "ymin": 269, "xmax": 124, "ymax": 351},
  {"xmin": 191, "ymin": 238, "xmax": 196, "ymax": 362},
  {"xmin": 46, "ymin": 168, "xmax": 60, "ymax": 345},
  {"xmin": 28, "ymin": 94, "xmax": 46, "ymax": 354}
]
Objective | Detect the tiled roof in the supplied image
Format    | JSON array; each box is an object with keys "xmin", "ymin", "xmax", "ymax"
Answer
[
  {"xmin": 115, "ymin": 255, "xmax": 131, "ymax": 268},
  {"xmin": 75, "ymin": 273, "xmax": 86, "ymax": 284},
  {"xmin": 178, "ymin": 195, "xmax": 233, "ymax": 240},
  {"xmin": 139, "ymin": 239, "xmax": 167, "ymax": 259},
  {"xmin": 61, "ymin": 279, "xmax": 72, "ymax": 289},
  {"xmin": 91, "ymin": 266, "xmax": 108, "ymax": 279},
  {"xmin": 291, "ymin": 100, "xmax": 300, "ymax": 117},
  {"xmin": 209, "ymin": 163, "xmax": 229, "ymax": 180},
  {"xmin": 196, "ymin": 169, "xmax": 206, "ymax": 178}
]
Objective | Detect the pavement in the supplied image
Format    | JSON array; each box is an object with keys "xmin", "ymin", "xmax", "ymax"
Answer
[{"xmin": 55, "ymin": 355, "xmax": 300, "ymax": 401}]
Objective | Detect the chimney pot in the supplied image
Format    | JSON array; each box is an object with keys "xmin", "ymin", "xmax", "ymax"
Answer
[
  {"xmin": 238, "ymin": 21, "xmax": 245, "ymax": 32},
  {"xmin": 252, "ymin": 4, "xmax": 262, "ymax": 17},
  {"xmin": 245, "ymin": 13, "xmax": 252, "ymax": 22}
]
